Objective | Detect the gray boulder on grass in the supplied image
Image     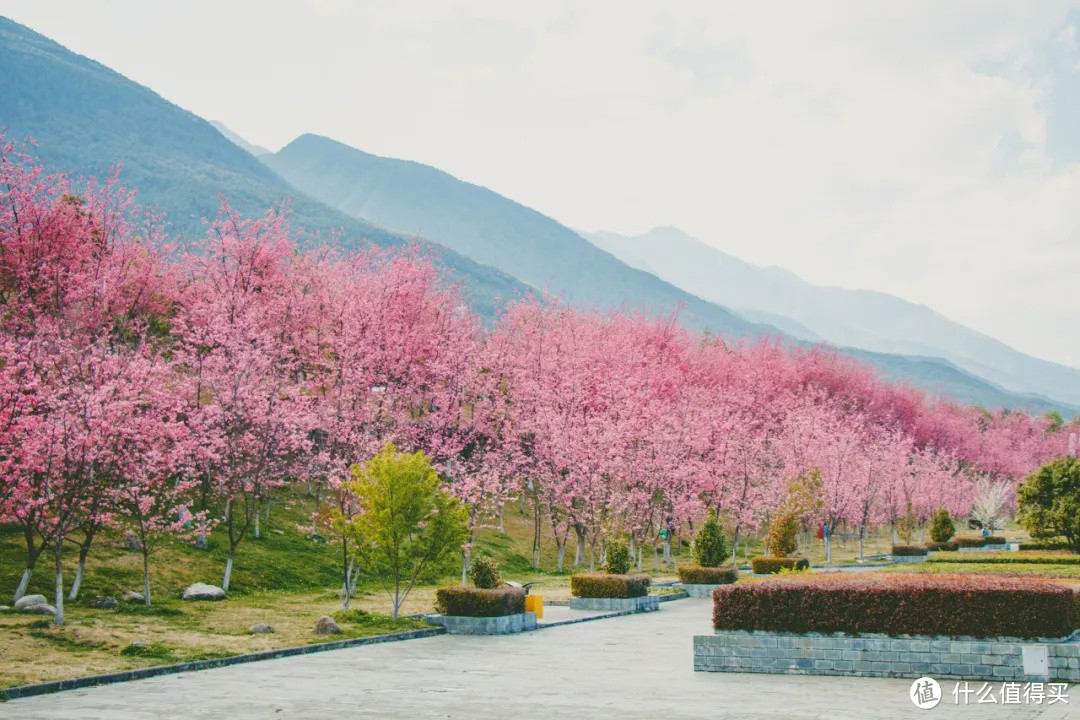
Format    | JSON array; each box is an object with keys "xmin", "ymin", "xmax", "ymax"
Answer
[
  {"xmin": 123, "ymin": 591, "xmax": 145, "ymax": 602},
  {"xmin": 14, "ymin": 594, "xmax": 46, "ymax": 609},
  {"xmin": 248, "ymin": 623, "xmax": 274, "ymax": 634},
  {"xmin": 181, "ymin": 583, "xmax": 226, "ymax": 601},
  {"xmin": 20, "ymin": 603, "xmax": 57, "ymax": 615},
  {"xmin": 315, "ymin": 616, "xmax": 342, "ymax": 636},
  {"xmin": 89, "ymin": 596, "xmax": 118, "ymax": 609}
]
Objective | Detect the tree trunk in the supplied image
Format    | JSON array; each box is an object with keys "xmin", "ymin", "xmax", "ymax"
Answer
[
  {"xmin": 222, "ymin": 549, "xmax": 235, "ymax": 593},
  {"xmin": 574, "ymin": 525, "xmax": 586, "ymax": 567},
  {"xmin": 254, "ymin": 503, "xmax": 260, "ymax": 539},
  {"xmin": 498, "ymin": 507, "xmax": 505, "ymax": 534},
  {"xmin": 460, "ymin": 546, "xmax": 471, "ymax": 585},
  {"xmin": 68, "ymin": 544, "xmax": 90, "ymax": 601},
  {"xmin": 14, "ymin": 567, "xmax": 33, "ymax": 603},
  {"xmin": 556, "ymin": 541, "xmax": 566, "ymax": 572},
  {"xmin": 731, "ymin": 525, "xmax": 740, "ymax": 566},
  {"xmin": 53, "ymin": 540, "xmax": 64, "ymax": 626},
  {"xmin": 858, "ymin": 524, "xmax": 865, "ymax": 561},
  {"xmin": 392, "ymin": 575, "xmax": 401, "ymax": 620},
  {"xmin": 142, "ymin": 546, "xmax": 152, "ymax": 608},
  {"xmin": 637, "ymin": 543, "xmax": 643, "ymax": 571},
  {"xmin": 342, "ymin": 540, "xmax": 351, "ymax": 612},
  {"xmin": 531, "ymin": 498, "xmax": 542, "ymax": 568},
  {"xmin": 653, "ymin": 540, "xmax": 659, "ymax": 570}
]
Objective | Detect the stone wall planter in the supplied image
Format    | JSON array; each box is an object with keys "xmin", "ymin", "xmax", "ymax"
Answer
[
  {"xmin": 569, "ymin": 595, "xmax": 659, "ymax": 612},
  {"xmin": 682, "ymin": 584, "xmax": 724, "ymax": 598},
  {"xmin": 426, "ymin": 611, "xmax": 537, "ymax": 635},
  {"xmin": 889, "ymin": 554, "xmax": 927, "ymax": 564},
  {"xmin": 694, "ymin": 630, "xmax": 1080, "ymax": 682}
]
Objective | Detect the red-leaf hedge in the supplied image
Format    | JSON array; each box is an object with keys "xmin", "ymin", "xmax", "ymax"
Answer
[
  {"xmin": 925, "ymin": 552, "xmax": 1080, "ymax": 565},
  {"xmin": 570, "ymin": 573, "xmax": 650, "ymax": 598},
  {"xmin": 750, "ymin": 556, "xmax": 810, "ymax": 574},
  {"xmin": 677, "ymin": 565, "xmax": 738, "ymax": 585},
  {"xmin": 712, "ymin": 573, "xmax": 1074, "ymax": 638},
  {"xmin": 435, "ymin": 586, "xmax": 526, "ymax": 617},
  {"xmin": 891, "ymin": 545, "xmax": 928, "ymax": 556}
]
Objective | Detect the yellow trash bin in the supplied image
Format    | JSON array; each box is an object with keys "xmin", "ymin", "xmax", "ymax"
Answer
[{"xmin": 525, "ymin": 594, "xmax": 543, "ymax": 619}]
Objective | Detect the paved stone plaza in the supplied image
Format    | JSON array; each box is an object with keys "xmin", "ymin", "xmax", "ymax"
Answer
[{"xmin": 2, "ymin": 598, "xmax": 1074, "ymax": 719}]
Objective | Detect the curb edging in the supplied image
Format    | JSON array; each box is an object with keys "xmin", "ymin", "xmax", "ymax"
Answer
[{"xmin": 1, "ymin": 627, "xmax": 446, "ymax": 701}]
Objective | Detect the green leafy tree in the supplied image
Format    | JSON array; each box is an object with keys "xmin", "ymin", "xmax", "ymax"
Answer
[
  {"xmin": 768, "ymin": 510, "xmax": 799, "ymax": 557},
  {"xmin": 338, "ymin": 444, "xmax": 469, "ymax": 619},
  {"xmin": 694, "ymin": 509, "xmax": 729, "ymax": 567},
  {"xmin": 929, "ymin": 507, "xmax": 955, "ymax": 544},
  {"xmin": 1017, "ymin": 456, "xmax": 1080, "ymax": 554},
  {"xmin": 471, "ymin": 556, "xmax": 499, "ymax": 589},
  {"xmin": 897, "ymin": 501, "xmax": 918, "ymax": 544},
  {"xmin": 605, "ymin": 537, "xmax": 631, "ymax": 575}
]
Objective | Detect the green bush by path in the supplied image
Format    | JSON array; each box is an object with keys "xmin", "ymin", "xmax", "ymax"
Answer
[
  {"xmin": 604, "ymin": 539, "xmax": 631, "ymax": 575},
  {"xmin": 694, "ymin": 509, "xmax": 728, "ymax": 567},
  {"xmin": 750, "ymin": 557, "xmax": 810, "ymax": 574},
  {"xmin": 570, "ymin": 573, "xmax": 650, "ymax": 599},
  {"xmin": 712, "ymin": 573, "xmax": 1075, "ymax": 639},
  {"xmin": 434, "ymin": 586, "xmax": 526, "ymax": 617},
  {"xmin": 929, "ymin": 508, "xmax": 955, "ymax": 544},
  {"xmin": 891, "ymin": 545, "xmax": 928, "ymax": 556}
]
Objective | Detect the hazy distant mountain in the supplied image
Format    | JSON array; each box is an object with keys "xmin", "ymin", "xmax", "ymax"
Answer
[
  {"xmin": 587, "ymin": 227, "xmax": 1080, "ymax": 409},
  {"xmin": 262, "ymin": 135, "xmax": 774, "ymax": 339},
  {"xmin": 210, "ymin": 120, "xmax": 270, "ymax": 156},
  {"xmin": 0, "ymin": 17, "xmax": 525, "ymax": 318}
]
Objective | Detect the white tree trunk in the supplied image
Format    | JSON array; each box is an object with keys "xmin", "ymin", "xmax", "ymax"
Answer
[
  {"xmin": 68, "ymin": 555, "xmax": 87, "ymax": 601},
  {"xmin": 222, "ymin": 552, "xmax": 234, "ymax": 593},
  {"xmin": 557, "ymin": 543, "xmax": 566, "ymax": 572},
  {"xmin": 498, "ymin": 508, "xmax": 505, "ymax": 534},
  {"xmin": 14, "ymin": 567, "xmax": 32, "ymax": 603},
  {"xmin": 53, "ymin": 545, "xmax": 64, "ymax": 626}
]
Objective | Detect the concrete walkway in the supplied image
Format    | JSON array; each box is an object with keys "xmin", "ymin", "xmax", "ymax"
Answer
[{"xmin": 2, "ymin": 598, "xmax": 1073, "ymax": 719}]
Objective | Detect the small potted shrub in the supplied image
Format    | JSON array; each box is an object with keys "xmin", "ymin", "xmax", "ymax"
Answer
[
  {"xmin": 431, "ymin": 556, "xmax": 535, "ymax": 634},
  {"xmin": 677, "ymin": 509, "xmax": 737, "ymax": 596},
  {"xmin": 750, "ymin": 510, "xmax": 810, "ymax": 575},
  {"xmin": 570, "ymin": 537, "xmax": 657, "ymax": 612}
]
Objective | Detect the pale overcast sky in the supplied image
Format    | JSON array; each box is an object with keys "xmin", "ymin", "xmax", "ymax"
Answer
[{"xmin": 2, "ymin": 1, "xmax": 1079, "ymax": 368}]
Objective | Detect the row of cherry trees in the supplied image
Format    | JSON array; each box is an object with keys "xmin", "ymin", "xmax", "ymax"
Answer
[{"xmin": 1, "ymin": 142, "xmax": 1073, "ymax": 622}]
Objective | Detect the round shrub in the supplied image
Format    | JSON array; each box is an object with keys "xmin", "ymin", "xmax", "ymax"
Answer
[
  {"xmin": 929, "ymin": 507, "xmax": 955, "ymax": 543},
  {"xmin": 471, "ymin": 556, "xmax": 498, "ymax": 589},
  {"xmin": 694, "ymin": 509, "xmax": 728, "ymax": 568},
  {"xmin": 678, "ymin": 565, "xmax": 738, "ymax": 585},
  {"xmin": 605, "ymin": 538, "xmax": 631, "ymax": 575}
]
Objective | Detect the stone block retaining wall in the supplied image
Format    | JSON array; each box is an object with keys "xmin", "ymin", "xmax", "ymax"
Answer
[
  {"xmin": 682, "ymin": 584, "xmax": 723, "ymax": 598},
  {"xmin": 694, "ymin": 631, "xmax": 1080, "ymax": 682},
  {"xmin": 426, "ymin": 612, "xmax": 537, "ymax": 635},
  {"xmin": 569, "ymin": 595, "xmax": 659, "ymax": 612},
  {"xmin": 889, "ymin": 555, "xmax": 927, "ymax": 564}
]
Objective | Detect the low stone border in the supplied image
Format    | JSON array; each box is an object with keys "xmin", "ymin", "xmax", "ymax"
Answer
[
  {"xmin": 657, "ymin": 590, "xmax": 689, "ymax": 602},
  {"xmin": 0, "ymin": 627, "xmax": 445, "ymax": 701},
  {"xmin": 694, "ymin": 630, "xmax": 1080, "ymax": 682},
  {"xmin": 958, "ymin": 544, "xmax": 1009, "ymax": 552},
  {"xmin": 569, "ymin": 595, "xmax": 660, "ymax": 612},
  {"xmin": 889, "ymin": 555, "xmax": 927, "ymax": 564},
  {"xmin": 426, "ymin": 612, "xmax": 537, "ymax": 634},
  {"xmin": 681, "ymin": 584, "xmax": 721, "ymax": 597}
]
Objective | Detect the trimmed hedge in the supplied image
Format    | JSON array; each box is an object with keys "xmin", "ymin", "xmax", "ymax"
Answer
[
  {"xmin": 891, "ymin": 545, "xmax": 928, "ymax": 556},
  {"xmin": 677, "ymin": 565, "xmax": 738, "ymax": 585},
  {"xmin": 926, "ymin": 552, "xmax": 1080, "ymax": 565},
  {"xmin": 983, "ymin": 536, "xmax": 1007, "ymax": 545},
  {"xmin": 435, "ymin": 586, "xmax": 526, "ymax": 617},
  {"xmin": 1019, "ymin": 541, "xmax": 1075, "ymax": 552},
  {"xmin": 751, "ymin": 556, "xmax": 810, "ymax": 574},
  {"xmin": 712, "ymin": 573, "xmax": 1075, "ymax": 638},
  {"xmin": 570, "ymin": 573, "xmax": 650, "ymax": 599},
  {"xmin": 955, "ymin": 536, "xmax": 988, "ymax": 548},
  {"xmin": 925, "ymin": 541, "xmax": 959, "ymax": 552}
]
